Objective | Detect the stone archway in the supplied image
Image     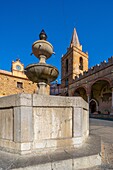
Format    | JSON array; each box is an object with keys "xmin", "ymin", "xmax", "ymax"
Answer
[
  {"xmin": 74, "ymin": 87, "xmax": 87, "ymax": 102},
  {"xmin": 91, "ymin": 80, "xmax": 112, "ymax": 114}
]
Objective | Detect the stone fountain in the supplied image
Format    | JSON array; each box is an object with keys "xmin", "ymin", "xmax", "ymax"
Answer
[
  {"xmin": 0, "ymin": 30, "xmax": 101, "ymax": 170},
  {"xmin": 25, "ymin": 30, "xmax": 59, "ymax": 95}
]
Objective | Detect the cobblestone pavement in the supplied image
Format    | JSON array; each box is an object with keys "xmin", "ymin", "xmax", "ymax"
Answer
[{"xmin": 89, "ymin": 118, "xmax": 113, "ymax": 170}]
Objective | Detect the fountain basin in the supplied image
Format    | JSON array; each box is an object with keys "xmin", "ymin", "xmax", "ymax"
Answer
[
  {"xmin": 25, "ymin": 63, "xmax": 59, "ymax": 83},
  {"xmin": 32, "ymin": 40, "xmax": 53, "ymax": 59}
]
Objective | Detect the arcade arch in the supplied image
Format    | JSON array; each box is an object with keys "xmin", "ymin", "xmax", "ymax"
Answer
[
  {"xmin": 90, "ymin": 80, "xmax": 112, "ymax": 114},
  {"xmin": 74, "ymin": 87, "xmax": 87, "ymax": 102}
]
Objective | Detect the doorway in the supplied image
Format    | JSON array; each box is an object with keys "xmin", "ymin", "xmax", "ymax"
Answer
[{"xmin": 89, "ymin": 99, "xmax": 98, "ymax": 114}]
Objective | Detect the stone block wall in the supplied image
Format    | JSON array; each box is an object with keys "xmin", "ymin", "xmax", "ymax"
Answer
[
  {"xmin": 0, "ymin": 72, "xmax": 37, "ymax": 96},
  {"xmin": 0, "ymin": 93, "xmax": 89, "ymax": 154}
]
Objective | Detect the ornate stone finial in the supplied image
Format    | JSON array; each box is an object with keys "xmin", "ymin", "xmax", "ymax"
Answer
[{"xmin": 39, "ymin": 29, "xmax": 47, "ymax": 40}]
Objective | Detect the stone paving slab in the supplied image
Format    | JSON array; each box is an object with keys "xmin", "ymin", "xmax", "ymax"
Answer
[
  {"xmin": 82, "ymin": 167, "xmax": 113, "ymax": 170},
  {"xmin": 90, "ymin": 118, "xmax": 113, "ymax": 169},
  {"xmin": 80, "ymin": 166, "xmax": 101, "ymax": 170}
]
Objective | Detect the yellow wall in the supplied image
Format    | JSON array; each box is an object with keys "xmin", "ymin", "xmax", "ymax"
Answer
[{"xmin": 0, "ymin": 72, "xmax": 37, "ymax": 96}]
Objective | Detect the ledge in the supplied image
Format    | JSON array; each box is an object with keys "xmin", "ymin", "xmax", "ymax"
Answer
[{"xmin": 33, "ymin": 94, "xmax": 88, "ymax": 109}]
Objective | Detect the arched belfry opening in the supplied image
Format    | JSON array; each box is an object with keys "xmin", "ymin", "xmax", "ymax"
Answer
[{"xmin": 79, "ymin": 57, "xmax": 83, "ymax": 70}]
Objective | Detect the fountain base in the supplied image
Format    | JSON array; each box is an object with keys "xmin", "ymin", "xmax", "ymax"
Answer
[
  {"xmin": 0, "ymin": 93, "xmax": 89, "ymax": 154},
  {"xmin": 0, "ymin": 93, "xmax": 101, "ymax": 169}
]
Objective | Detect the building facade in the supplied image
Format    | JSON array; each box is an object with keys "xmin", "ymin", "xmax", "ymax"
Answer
[
  {"xmin": 50, "ymin": 82, "xmax": 62, "ymax": 95},
  {"xmin": 0, "ymin": 59, "xmax": 37, "ymax": 97},
  {"xmin": 61, "ymin": 28, "xmax": 113, "ymax": 115}
]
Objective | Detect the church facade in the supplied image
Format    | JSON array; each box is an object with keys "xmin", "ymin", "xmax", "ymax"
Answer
[{"xmin": 61, "ymin": 28, "xmax": 113, "ymax": 115}]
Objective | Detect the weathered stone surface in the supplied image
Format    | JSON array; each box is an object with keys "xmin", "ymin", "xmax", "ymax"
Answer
[
  {"xmin": 0, "ymin": 94, "xmax": 89, "ymax": 154},
  {"xmin": 0, "ymin": 108, "xmax": 13, "ymax": 140},
  {"xmin": 33, "ymin": 107, "xmax": 72, "ymax": 140},
  {"xmin": 14, "ymin": 106, "xmax": 33, "ymax": 143},
  {"xmin": 51, "ymin": 159, "xmax": 72, "ymax": 170},
  {"xmin": 13, "ymin": 163, "xmax": 52, "ymax": 170},
  {"xmin": 73, "ymin": 107, "xmax": 89, "ymax": 138},
  {"xmin": 0, "ymin": 93, "xmax": 32, "ymax": 108},
  {"xmin": 15, "ymin": 93, "xmax": 32, "ymax": 106},
  {"xmin": 73, "ymin": 155, "xmax": 101, "ymax": 169},
  {"xmin": 33, "ymin": 94, "xmax": 88, "ymax": 109}
]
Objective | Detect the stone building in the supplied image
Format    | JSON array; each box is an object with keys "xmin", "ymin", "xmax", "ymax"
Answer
[
  {"xmin": 61, "ymin": 28, "xmax": 113, "ymax": 115},
  {"xmin": 0, "ymin": 59, "xmax": 37, "ymax": 97},
  {"xmin": 50, "ymin": 82, "xmax": 62, "ymax": 95}
]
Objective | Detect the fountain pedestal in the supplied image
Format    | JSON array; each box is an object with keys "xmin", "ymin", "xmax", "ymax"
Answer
[
  {"xmin": 38, "ymin": 82, "xmax": 47, "ymax": 95},
  {"xmin": 25, "ymin": 30, "xmax": 59, "ymax": 95}
]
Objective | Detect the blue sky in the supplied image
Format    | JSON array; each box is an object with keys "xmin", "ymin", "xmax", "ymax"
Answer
[{"xmin": 0, "ymin": 0, "xmax": 113, "ymax": 82}]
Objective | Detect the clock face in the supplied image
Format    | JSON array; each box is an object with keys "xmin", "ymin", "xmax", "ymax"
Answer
[{"xmin": 16, "ymin": 65, "xmax": 21, "ymax": 70}]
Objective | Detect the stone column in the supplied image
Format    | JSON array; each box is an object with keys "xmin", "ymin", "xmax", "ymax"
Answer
[
  {"xmin": 39, "ymin": 55, "xmax": 46, "ymax": 64},
  {"xmin": 86, "ymin": 88, "xmax": 91, "ymax": 103},
  {"xmin": 111, "ymin": 87, "xmax": 113, "ymax": 115},
  {"xmin": 87, "ymin": 95, "xmax": 90, "ymax": 104},
  {"xmin": 37, "ymin": 82, "xmax": 49, "ymax": 95},
  {"xmin": 86, "ymin": 88, "xmax": 91, "ymax": 114}
]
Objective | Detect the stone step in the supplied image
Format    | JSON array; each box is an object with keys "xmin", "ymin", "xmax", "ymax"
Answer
[{"xmin": 0, "ymin": 135, "xmax": 101, "ymax": 170}]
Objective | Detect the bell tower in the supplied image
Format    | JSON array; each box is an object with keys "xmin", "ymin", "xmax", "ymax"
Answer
[{"xmin": 61, "ymin": 28, "xmax": 88, "ymax": 88}]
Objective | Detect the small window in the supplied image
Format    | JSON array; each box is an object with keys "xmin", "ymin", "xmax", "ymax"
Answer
[
  {"xmin": 17, "ymin": 82, "xmax": 23, "ymax": 88},
  {"xmin": 65, "ymin": 78, "xmax": 68, "ymax": 86},
  {"xmin": 66, "ymin": 59, "xmax": 68, "ymax": 73},
  {"xmin": 79, "ymin": 57, "xmax": 83, "ymax": 70}
]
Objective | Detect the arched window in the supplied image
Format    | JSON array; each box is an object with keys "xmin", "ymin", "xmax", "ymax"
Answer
[{"xmin": 79, "ymin": 57, "xmax": 83, "ymax": 70}]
